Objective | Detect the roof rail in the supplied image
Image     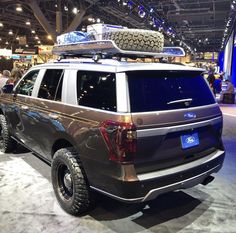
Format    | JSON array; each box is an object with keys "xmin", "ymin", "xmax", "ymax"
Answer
[
  {"xmin": 53, "ymin": 57, "xmax": 122, "ymax": 65},
  {"xmin": 52, "ymin": 40, "xmax": 185, "ymax": 59}
]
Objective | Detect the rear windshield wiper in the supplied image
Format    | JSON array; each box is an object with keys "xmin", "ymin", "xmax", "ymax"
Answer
[{"xmin": 167, "ymin": 98, "xmax": 193, "ymax": 105}]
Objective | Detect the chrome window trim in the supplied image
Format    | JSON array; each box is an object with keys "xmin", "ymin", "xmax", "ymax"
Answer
[
  {"xmin": 137, "ymin": 116, "xmax": 222, "ymax": 137},
  {"xmin": 131, "ymin": 103, "xmax": 219, "ymax": 115}
]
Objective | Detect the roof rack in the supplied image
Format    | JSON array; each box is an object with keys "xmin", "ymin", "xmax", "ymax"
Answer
[{"xmin": 52, "ymin": 40, "xmax": 185, "ymax": 59}]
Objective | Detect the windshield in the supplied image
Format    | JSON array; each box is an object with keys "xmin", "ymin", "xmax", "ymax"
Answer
[{"xmin": 127, "ymin": 70, "xmax": 215, "ymax": 112}]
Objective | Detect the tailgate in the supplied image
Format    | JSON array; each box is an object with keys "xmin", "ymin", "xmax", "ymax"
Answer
[{"xmin": 131, "ymin": 106, "xmax": 223, "ymax": 174}]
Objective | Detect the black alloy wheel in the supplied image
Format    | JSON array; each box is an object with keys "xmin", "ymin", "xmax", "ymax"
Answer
[{"xmin": 51, "ymin": 147, "xmax": 94, "ymax": 215}]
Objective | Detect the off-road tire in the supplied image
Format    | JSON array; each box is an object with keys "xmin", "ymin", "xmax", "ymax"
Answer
[
  {"xmin": 0, "ymin": 115, "xmax": 16, "ymax": 153},
  {"xmin": 51, "ymin": 147, "xmax": 94, "ymax": 215},
  {"xmin": 104, "ymin": 29, "xmax": 164, "ymax": 53}
]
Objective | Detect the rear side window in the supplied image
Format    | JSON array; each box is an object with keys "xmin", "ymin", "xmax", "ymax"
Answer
[
  {"xmin": 77, "ymin": 71, "xmax": 116, "ymax": 111},
  {"xmin": 38, "ymin": 69, "xmax": 64, "ymax": 101},
  {"xmin": 127, "ymin": 71, "xmax": 215, "ymax": 112}
]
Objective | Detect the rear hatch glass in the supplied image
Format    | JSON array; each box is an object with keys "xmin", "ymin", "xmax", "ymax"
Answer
[{"xmin": 127, "ymin": 70, "xmax": 215, "ymax": 112}]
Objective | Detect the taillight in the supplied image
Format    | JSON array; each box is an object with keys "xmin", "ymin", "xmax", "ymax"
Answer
[{"xmin": 100, "ymin": 120, "xmax": 137, "ymax": 163}]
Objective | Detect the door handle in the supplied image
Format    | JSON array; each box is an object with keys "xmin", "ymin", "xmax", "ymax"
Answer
[
  {"xmin": 21, "ymin": 105, "xmax": 29, "ymax": 110},
  {"xmin": 49, "ymin": 113, "xmax": 59, "ymax": 120}
]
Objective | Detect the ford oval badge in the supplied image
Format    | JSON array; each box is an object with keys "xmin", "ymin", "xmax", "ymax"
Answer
[{"xmin": 184, "ymin": 112, "xmax": 197, "ymax": 120}]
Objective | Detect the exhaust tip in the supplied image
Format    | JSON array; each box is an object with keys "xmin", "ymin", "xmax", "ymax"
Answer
[{"xmin": 201, "ymin": 175, "xmax": 215, "ymax": 186}]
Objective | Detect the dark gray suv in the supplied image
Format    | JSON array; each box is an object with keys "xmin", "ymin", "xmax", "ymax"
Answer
[{"xmin": 0, "ymin": 58, "xmax": 225, "ymax": 215}]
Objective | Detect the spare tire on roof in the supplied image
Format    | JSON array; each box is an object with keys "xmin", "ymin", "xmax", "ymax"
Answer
[{"xmin": 103, "ymin": 29, "xmax": 164, "ymax": 53}]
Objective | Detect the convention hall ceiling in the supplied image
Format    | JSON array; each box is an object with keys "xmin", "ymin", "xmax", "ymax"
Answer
[{"xmin": 0, "ymin": 0, "xmax": 233, "ymax": 52}]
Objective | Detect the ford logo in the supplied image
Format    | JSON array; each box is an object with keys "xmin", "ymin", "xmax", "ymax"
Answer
[
  {"xmin": 186, "ymin": 136, "xmax": 195, "ymax": 144},
  {"xmin": 184, "ymin": 112, "xmax": 197, "ymax": 120}
]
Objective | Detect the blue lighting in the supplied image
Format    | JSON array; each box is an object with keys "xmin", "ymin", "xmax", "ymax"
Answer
[{"xmin": 127, "ymin": 0, "xmax": 134, "ymax": 9}]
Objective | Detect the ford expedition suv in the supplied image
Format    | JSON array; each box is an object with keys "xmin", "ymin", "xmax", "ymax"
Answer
[{"xmin": 0, "ymin": 59, "xmax": 225, "ymax": 215}]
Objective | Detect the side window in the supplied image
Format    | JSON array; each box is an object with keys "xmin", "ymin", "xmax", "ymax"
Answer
[
  {"xmin": 38, "ymin": 69, "xmax": 64, "ymax": 101},
  {"xmin": 17, "ymin": 70, "xmax": 39, "ymax": 96},
  {"xmin": 77, "ymin": 71, "xmax": 116, "ymax": 111}
]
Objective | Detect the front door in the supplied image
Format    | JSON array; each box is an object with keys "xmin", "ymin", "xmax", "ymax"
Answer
[{"xmin": 6, "ymin": 69, "xmax": 42, "ymax": 146}]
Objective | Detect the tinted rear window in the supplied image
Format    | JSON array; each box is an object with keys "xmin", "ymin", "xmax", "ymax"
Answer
[
  {"xmin": 127, "ymin": 71, "xmax": 215, "ymax": 112},
  {"xmin": 77, "ymin": 71, "xmax": 116, "ymax": 111}
]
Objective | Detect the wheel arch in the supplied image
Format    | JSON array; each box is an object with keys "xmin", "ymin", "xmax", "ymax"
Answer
[{"xmin": 51, "ymin": 138, "xmax": 75, "ymax": 158}]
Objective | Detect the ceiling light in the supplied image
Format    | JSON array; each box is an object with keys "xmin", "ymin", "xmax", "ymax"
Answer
[
  {"xmin": 16, "ymin": 36, "xmax": 19, "ymax": 40},
  {"xmin": 72, "ymin": 7, "xmax": 78, "ymax": 14},
  {"xmin": 26, "ymin": 21, "xmax": 31, "ymax": 25},
  {"xmin": 123, "ymin": 1, "xmax": 127, "ymax": 6},
  {"xmin": 5, "ymin": 41, "xmax": 9, "ymax": 45},
  {"xmin": 96, "ymin": 18, "xmax": 101, "ymax": 23},
  {"xmin": 64, "ymin": 6, "xmax": 68, "ymax": 11},
  {"xmin": 8, "ymin": 30, "xmax": 13, "ymax": 35},
  {"xmin": 25, "ymin": 44, "xmax": 29, "ymax": 47},
  {"xmin": 150, "ymin": 8, "xmax": 154, "ymax": 13},
  {"xmin": 0, "ymin": 37, "xmax": 2, "ymax": 41},
  {"xmin": 35, "ymin": 36, "xmax": 39, "ymax": 40},
  {"xmin": 47, "ymin": 35, "xmax": 52, "ymax": 40},
  {"xmin": 37, "ymin": 41, "xmax": 41, "ymax": 44},
  {"xmin": 16, "ymin": 6, "xmax": 23, "ymax": 12},
  {"xmin": 0, "ymin": 22, "xmax": 3, "ymax": 27},
  {"xmin": 31, "ymin": 30, "xmax": 36, "ymax": 34}
]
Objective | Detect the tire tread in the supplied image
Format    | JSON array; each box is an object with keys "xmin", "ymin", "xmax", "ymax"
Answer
[
  {"xmin": 51, "ymin": 147, "xmax": 94, "ymax": 215},
  {"xmin": 0, "ymin": 115, "xmax": 16, "ymax": 153}
]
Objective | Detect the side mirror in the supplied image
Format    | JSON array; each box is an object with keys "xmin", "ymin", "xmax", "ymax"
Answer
[{"xmin": 2, "ymin": 84, "xmax": 14, "ymax": 94}]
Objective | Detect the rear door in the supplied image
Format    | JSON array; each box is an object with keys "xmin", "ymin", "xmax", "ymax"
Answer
[{"xmin": 126, "ymin": 70, "xmax": 223, "ymax": 173}]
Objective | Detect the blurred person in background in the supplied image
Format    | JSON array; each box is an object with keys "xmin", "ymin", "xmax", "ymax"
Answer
[
  {"xmin": 219, "ymin": 79, "xmax": 235, "ymax": 102},
  {"xmin": 213, "ymin": 75, "xmax": 223, "ymax": 94},
  {"xmin": 207, "ymin": 71, "xmax": 216, "ymax": 95},
  {"xmin": 7, "ymin": 68, "xmax": 22, "ymax": 86},
  {"xmin": 0, "ymin": 70, "xmax": 11, "ymax": 89}
]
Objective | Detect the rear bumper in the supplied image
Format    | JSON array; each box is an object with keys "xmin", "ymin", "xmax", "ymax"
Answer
[{"xmin": 91, "ymin": 149, "xmax": 225, "ymax": 202}]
